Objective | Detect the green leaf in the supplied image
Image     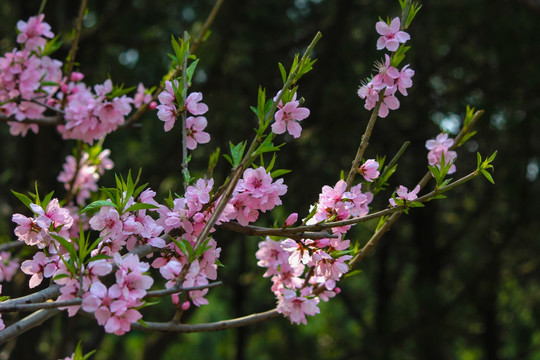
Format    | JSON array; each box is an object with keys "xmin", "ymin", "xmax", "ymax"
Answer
[
  {"xmin": 137, "ymin": 319, "xmax": 149, "ymax": 328},
  {"xmin": 270, "ymin": 169, "xmax": 291, "ymax": 178},
  {"xmin": 11, "ymin": 190, "xmax": 33, "ymax": 210},
  {"xmin": 51, "ymin": 234, "xmax": 77, "ymax": 263},
  {"xmin": 409, "ymin": 201, "xmax": 425, "ymax": 208},
  {"xmin": 488, "ymin": 150, "xmax": 498, "ymax": 162},
  {"xmin": 52, "ymin": 273, "xmax": 70, "ymax": 281},
  {"xmin": 223, "ymin": 154, "xmax": 233, "ymax": 166},
  {"xmin": 456, "ymin": 130, "xmax": 477, "ymax": 147},
  {"xmin": 80, "ymin": 200, "xmax": 115, "ymax": 214},
  {"xmin": 40, "ymin": 81, "xmax": 60, "ymax": 87},
  {"xmin": 42, "ymin": 190, "xmax": 55, "ymax": 210},
  {"xmin": 481, "ymin": 169, "xmax": 495, "ymax": 184},
  {"xmin": 344, "ymin": 269, "xmax": 362, "ymax": 278},
  {"xmin": 278, "ymin": 63, "xmax": 287, "ymax": 85},
  {"xmin": 229, "ymin": 141, "xmax": 247, "ymax": 168},
  {"xmin": 185, "ymin": 58, "xmax": 200, "ymax": 85},
  {"xmin": 266, "ymin": 153, "xmax": 277, "ymax": 173},
  {"xmin": 85, "ymin": 254, "xmax": 112, "ymax": 265},
  {"xmin": 125, "ymin": 203, "xmax": 159, "ymax": 213},
  {"xmin": 477, "ymin": 152, "xmax": 482, "ymax": 169},
  {"xmin": 42, "ymin": 34, "xmax": 63, "ymax": 56},
  {"xmin": 430, "ymin": 194, "xmax": 447, "ymax": 200},
  {"xmin": 171, "ymin": 35, "xmax": 183, "ymax": 66}
]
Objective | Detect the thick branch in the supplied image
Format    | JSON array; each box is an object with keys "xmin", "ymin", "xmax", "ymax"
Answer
[
  {"xmin": 0, "ymin": 309, "xmax": 59, "ymax": 345},
  {"xmin": 131, "ymin": 308, "xmax": 279, "ymax": 333}
]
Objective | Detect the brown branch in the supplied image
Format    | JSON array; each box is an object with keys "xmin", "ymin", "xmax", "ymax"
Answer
[
  {"xmin": 0, "ymin": 282, "xmax": 223, "ymax": 313},
  {"xmin": 61, "ymin": 0, "xmax": 88, "ymax": 109},
  {"xmin": 345, "ymin": 92, "xmax": 384, "ymax": 190},
  {"xmin": 131, "ymin": 308, "xmax": 279, "ymax": 333},
  {"xmin": 219, "ymin": 221, "xmax": 338, "ymax": 239},
  {"xmin": 0, "ymin": 241, "xmax": 24, "ymax": 252},
  {"xmin": 0, "ymin": 114, "xmax": 62, "ymax": 125},
  {"xmin": 0, "ymin": 309, "xmax": 59, "ymax": 345}
]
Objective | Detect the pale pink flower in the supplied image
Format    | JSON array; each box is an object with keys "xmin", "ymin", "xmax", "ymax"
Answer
[
  {"xmin": 376, "ymin": 17, "xmax": 410, "ymax": 52},
  {"xmin": 272, "ymin": 94, "xmax": 310, "ymax": 138},
  {"xmin": 426, "ymin": 133, "xmax": 457, "ymax": 174},
  {"xmin": 20, "ymin": 252, "xmax": 58, "ymax": 288},
  {"xmin": 389, "ymin": 185, "xmax": 420, "ymax": 207},
  {"xmin": 133, "ymin": 83, "xmax": 152, "ymax": 108},
  {"xmin": 378, "ymin": 86, "xmax": 400, "ymax": 118},
  {"xmin": 185, "ymin": 92, "xmax": 208, "ymax": 115},
  {"xmin": 186, "ymin": 116, "xmax": 210, "ymax": 150},
  {"xmin": 0, "ymin": 251, "xmax": 19, "ymax": 282},
  {"xmin": 16, "ymin": 14, "xmax": 54, "ymax": 51},
  {"xmin": 277, "ymin": 288, "xmax": 320, "ymax": 325},
  {"xmin": 359, "ymin": 159, "xmax": 380, "ymax": 182},
  {"xmin": 358, "ymin": 81, "xmax": 380, "ymax": 111},
  {"xmin": 396, "ymin": 65, "xmax": 415, "ymax": 96},
  {"xmin": 372, "ymin": 54, "xmax": 400, "ymax": 90}
]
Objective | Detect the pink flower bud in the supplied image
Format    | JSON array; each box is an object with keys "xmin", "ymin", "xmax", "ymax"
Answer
[
  {"xmin": 181, "ymin": 301, "xmax": 191, "ymax": 311},
  {"xmin": 61, "ymin": 84, "xmax": 69, "ymax": 93},
  {"xmin": 70, "ymin": 71, "xmax": 84, "ymax": 82},
  {"xmin": 149, "ymin": 101, "xmax": 157, "ymax": 110},
  {"xmin": 284, "ymin": 213, "xmax": 298, "ymax": 227}
]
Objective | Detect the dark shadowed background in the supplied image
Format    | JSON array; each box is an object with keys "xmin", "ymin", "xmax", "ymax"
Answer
[{"xmin": 1, "ymin": 0, "xmax": 539, "ymax": 359}]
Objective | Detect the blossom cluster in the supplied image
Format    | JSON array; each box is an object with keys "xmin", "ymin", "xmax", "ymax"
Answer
[
  {"xmin": 57, "ymin": 148, "xmax": 114, "ymax": 205},
  {"xmin": 0, "ymin": 14, "xmax": 62, "ymax": 135},
  {"xmin": 357, "ymin": 17, "xmax": 414, "ymax": 118},
  {"xmin": 157, "ymin": 81, "xmax": 210, "ymax": 149},
  {"xmin": 256, "ymin": 175, "xmax": 376, "ymax": 324},
  {"xmin": 0, "ymin": 15, "xmax": 154, "ymax": 143}
]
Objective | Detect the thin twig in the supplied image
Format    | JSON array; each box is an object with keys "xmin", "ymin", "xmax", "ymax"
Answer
[
  {"xmin": 123, "ymin": 0, "xmax": 225, "ymax": 128},
  {"xmin": 220, "ymin": 221, "xmax": 337, "ymax": 239},
  {"xmin": 345, "ymin": 92, "xmax": 384, "ymax": 190},
  {"xmin": 61, "ymin": 0, "xmax": 88, "ymax": 109}
]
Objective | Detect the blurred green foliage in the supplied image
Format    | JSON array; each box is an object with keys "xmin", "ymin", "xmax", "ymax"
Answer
[{"xmin": 1, "ymin": 0, "xmax": 540, "ymax": 359}]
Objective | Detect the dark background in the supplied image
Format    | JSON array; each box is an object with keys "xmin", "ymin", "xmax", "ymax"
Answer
[{"xmin": 1, "ymin": 0, "xmax": 539, "ymax": 359}]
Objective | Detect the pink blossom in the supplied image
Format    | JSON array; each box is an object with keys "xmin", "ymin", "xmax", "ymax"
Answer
[
  {"xmin": 277, "ymin": 288, "xmax": 320, "ymax": 325},
  {"xmin": 357, "ymin": 81, "xmax": 379, "ymax": 111},
  {"xmin": 30, "ymin": 198, "xmax": 74, "ymax": 231},
  {"xmin": 0, "ymin": 286, "xmax": 4, "ymax": 330},
  {"xmin": 271, "ymin": 94, "xmax": 310, "ymax": 138},
  {"xmin": 372, "ymin": 54, "xmax": 400, "ymax": 90},
  {"xmin": 396, "ymin": 64, "xmax": 415, "ymax": 96},
  {"xmin": 185, "ymin": 92, "xmax": 209, "ymax": 115},
  {"xmin": 186, "ymin": 116, "xmax": 210, "ymax": 150},
  {"xmin": 20, "ymin": 252, "xmax": 58, "ymax": 288},
  {"xmin": 12, "ymin": 213, "xmax": 44, "ymax": 246},
  {"xmin": 378, "ymin": 86, "xmax": 400, "ymax": 118},
  {"xmin": 426, "ymin": 133, "xmax": 457, "ymax": 174},
  {"xmin": 133, "ymin": 83, "xmax": 152, "ymax": 108},
  {"xmin": 375, "ymin": 17, "xmax": 410, "ymax": 52},
  {"xmin": 16, "ymin": 14, "xmax": 54, "ymax": 51},
  {"xmin": 389, "ymin": 185, "xmax": 420, "ymax": 207},
  {"xmin": 359, "ymin": 159, "xmax": 380, "ymax": 182},
  {"xmin": 0, "ymin": 251, "xmax": 19, "ymax": 282}
]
